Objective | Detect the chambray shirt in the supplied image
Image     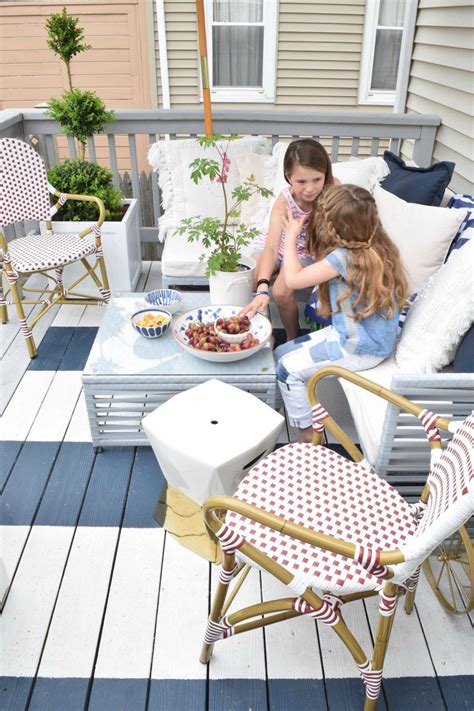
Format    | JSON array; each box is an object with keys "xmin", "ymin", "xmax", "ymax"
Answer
[{"xmin": 324, "ymin": 248, "xmax": 399, "ymax": 358}]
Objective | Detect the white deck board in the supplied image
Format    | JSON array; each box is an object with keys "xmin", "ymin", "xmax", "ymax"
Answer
[
  {"xmin": 1, "ymin": 525, "xmax": 31, "ymax": 585},
  {"xmin": 0, "ymin": 526, "xmax": 74, "ymax": 677},
  {"xmin": 0, "ymin": 370, "xmax": 55, "ymax": 440},
  {"xmin": 94, "ymin": 528, "xmax": 165, "ymax": 678},
  {"xmin": 151, "ymin": 534, "xmax": 209, "ymax": 680},
  {"xmin": 318, "ymin": 599, "xmax": 374, "ymax": 678},
  {"xmin": 0, "ymin": 274, "xmax": 49, "ymax": 357},
  {"xmin": 27, "ymin": 371, "xmax": 83, "ymax": 442},
  {"xmin": 38, "ymin": 527, "xmax": 118, "ymax": 678},
  {"xmin": 63, "ymin": 389, "xmax": 92, "ymax": 443}
]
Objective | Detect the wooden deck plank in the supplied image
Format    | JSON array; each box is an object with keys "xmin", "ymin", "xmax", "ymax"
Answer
[
  {"xmin": 1, "ymin": 371, "xmax": 55, "ymax": 440},
  {"xmin": 122, "ymin": 446, "xmax": 166, "ymax": 528},
  {"xmin": 63, "ymin": 390, "xmax": 92, "ymax": 443},
  {"xmin": 0, "ymin": 439, "xmax": 23, "ymax": 491},
  {"xmin": 37, "ymin": 527, "xmax": 119, "ymax": 680},
  {"xmin": 0, "ymin": 273, "xmax": 49, "ymax": 358},
  {"xmin": 27, "ymin": 327, "xmax": 75, "ymax": 372},
  {"xmin": 88, "ymin": 678, "xmax": 149, "ymax": 711},
  {"xmin": 27, "ymin": 677, "xmax": 89, "ymax": 711},
  {"xmin": 93, "ymin": 528, "xmax": 165, "ymax": 678},
  {"xmin": 27, "ymin": 372, "xmax": 83, "ymax": 442},
  {"xmin": 78, "ymin": 447, "xmax": 135, "ymax": 527},
  {"xmin": 1, "ymin": 527, "xmax": 74, "ymax": 677},
  {"xmin": 58, "ymin": 327, "xmax": 99, "ymax": 371},
  {"xmin": 50, "ymin": 304, "xmax": 87, "ymax": 328}
]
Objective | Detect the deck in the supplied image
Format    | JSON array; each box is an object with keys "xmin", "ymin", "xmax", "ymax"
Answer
[{"xmin": 1, "ymin": 263, "xmax": 473, "ymax": 711}]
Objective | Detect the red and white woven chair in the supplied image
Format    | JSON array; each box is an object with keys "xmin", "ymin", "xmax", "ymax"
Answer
[
  {"xmin": 200, "ymin": 366, "xmax": 474, "ymax": 710},
  {"xmin": 0, "ymin": 137, "xmax": 111, "ymax": 358}
]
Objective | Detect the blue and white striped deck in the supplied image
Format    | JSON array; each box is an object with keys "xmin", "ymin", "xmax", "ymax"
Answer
[{"xmin": 1, "ymin": 263, "xmax": 473, "ymax": 711}]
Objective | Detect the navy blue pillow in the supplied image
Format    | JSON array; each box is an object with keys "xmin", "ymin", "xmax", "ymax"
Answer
[
  {"xmin": 382, "ymin": 150, "xmax": 454, "ymax": 207},
  {"xmin": 453, "ymin": 325, "xmax": 474, "ymax": 373}
]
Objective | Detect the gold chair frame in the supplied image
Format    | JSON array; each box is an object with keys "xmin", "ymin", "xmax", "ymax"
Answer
[{"xmin": 200, "ymin": 366, "xmax": 473, "ymax": 710}]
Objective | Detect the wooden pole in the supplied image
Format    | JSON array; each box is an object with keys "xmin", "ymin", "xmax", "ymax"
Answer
[{"xmin": 196, "ymin": 0, "xmax": 213, "ymax": 137}]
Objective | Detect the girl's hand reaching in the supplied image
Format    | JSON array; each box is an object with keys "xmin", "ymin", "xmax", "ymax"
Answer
[{"xmin": 281, "ymin": 207, "xmax": 306, "ymax": 242}]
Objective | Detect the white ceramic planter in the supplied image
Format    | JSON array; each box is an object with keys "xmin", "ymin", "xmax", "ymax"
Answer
[
  {"xmin": 209, "ymin": 255, "xmax": 256, "ymax": 306},
  {"xmin": 40, "ymin": 198, "xmax": 141, "ymax": 292}
]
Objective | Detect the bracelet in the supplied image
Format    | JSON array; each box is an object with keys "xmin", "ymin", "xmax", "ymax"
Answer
[
  {"xmin": 256, "ymin": 278, "xmax": 270, "ymax": 288},
  {"xmin": 256, "ymin": 290, "xmax": 270, "ymax": 296}
]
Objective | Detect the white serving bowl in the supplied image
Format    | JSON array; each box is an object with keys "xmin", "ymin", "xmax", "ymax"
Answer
[
  {"xmin": 145, "ymin": 288, "xmax": 183, "ymax": 314},
  {"xmin": 214, "ymin": 315, "xmax": 252, "ymax": 344},
  {"xmin": 172, "ymin": 305, "xmax": 272, "ymax": 363},
  {"xmin": 131, "ymin": 308, "xmax": 172, "ymax": 339}
]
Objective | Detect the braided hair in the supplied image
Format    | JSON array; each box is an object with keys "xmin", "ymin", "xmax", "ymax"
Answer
[{"xmin": 307, "ymin": 184, "xmax": 408, "ymax": 321}]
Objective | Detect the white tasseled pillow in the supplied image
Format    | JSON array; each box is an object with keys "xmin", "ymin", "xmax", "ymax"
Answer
[
  {"xmin": 396, "ymin": 239, "xmax": 474, "ymax": 373},
  {"xmin": 147, "ymin": 136, "xmax": 271, "ymax": 241}
]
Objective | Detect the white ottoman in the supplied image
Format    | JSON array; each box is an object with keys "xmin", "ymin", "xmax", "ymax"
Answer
[{"xmin": 143, "ymin": 379, "xmax": 284, "ymax": 505}]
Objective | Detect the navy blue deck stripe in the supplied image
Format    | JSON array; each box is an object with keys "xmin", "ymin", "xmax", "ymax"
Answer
[
  {"xmin": 78, "ymin": 447, "xmax": 135, "ymax": 527},
  {"xmin": 122, "ymin": 446, "xmax": 166, "ymax": 528},
  {"xmin": 0, "ymin": 440, "xmax": 23, "ymax": 492},
  {"xmin": 4, "ymin": 677, "xmax": 471, "ymax": 711},
  {"xmin": 34, "ymin": 443, "xmax": 96, "ymax": 526},
  {"xmin": 27, "ymin": 326, "xmax": 98, "ymax": 371},
  {"xmin": 0, "ymin": 442, "xmax": 59, "ymax": 526}
]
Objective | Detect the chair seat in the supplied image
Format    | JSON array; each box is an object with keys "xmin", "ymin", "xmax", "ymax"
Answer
[
  {"xmin": 227, "ymin": 443, "xmax": 418, "ymax": 595},
  {"xmin": 8, "ymin": 231, "xmax": 96, "ymax": 273}
]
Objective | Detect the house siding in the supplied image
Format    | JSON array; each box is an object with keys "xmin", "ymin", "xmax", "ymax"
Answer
[{"xmin": 406, "ymin": 0, "xmax": 474, "ymax": 192}]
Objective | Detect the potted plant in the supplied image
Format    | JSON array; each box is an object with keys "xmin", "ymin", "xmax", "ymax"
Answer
[
  {"xmin": 176, "ymin": 134, "xmax": 272, "ymax": 305},
  {"xmin": 40, "ymin": 7, "xmax": 140, "ymax": 291}
]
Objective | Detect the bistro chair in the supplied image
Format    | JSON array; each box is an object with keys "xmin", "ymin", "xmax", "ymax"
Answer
[
  {"xmin": 0, "ymin": 138, "xmax": 110, "ymax": 358},
  {"xmin": 200, "ymin": 366, "xmax": 473, "ymax": 710}
]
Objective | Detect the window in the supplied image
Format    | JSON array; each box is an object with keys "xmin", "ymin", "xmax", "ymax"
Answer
[
  {"xmin": 359, "ymin": 0, "xmax": 411, "ymax": 105},
  {"xmin": 204, "ymin": 0, "xmax": 277, "ymax": 102}
]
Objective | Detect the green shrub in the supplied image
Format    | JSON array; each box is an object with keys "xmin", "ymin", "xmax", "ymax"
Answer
[{"xmin": 47, "ymin": 159, "xmax": 124, "ymax": 222}]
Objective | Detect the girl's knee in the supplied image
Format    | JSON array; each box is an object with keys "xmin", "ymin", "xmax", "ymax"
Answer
[{"xmin": 272, "ymin": 282, "xmax": 294, "ymax": 306}]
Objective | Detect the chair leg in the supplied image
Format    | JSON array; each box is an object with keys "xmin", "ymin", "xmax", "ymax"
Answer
[
  {"xmin": 404, "ymin": 588, "xmax": 416, "ymax": 615},
  {"xmin": 363, "ymin": 583, "xmax": 399, "ymax": 711},
  {"xmin": 0, "ymin": 277, "xmax": 8, "ymax": 324},
  {"xmin": 200, "ymin": 554, "xmax": 237, "ymax": 664},
  {"xmin": 8, "ymin": 275, "xmax": 37, "ymax": 358}
]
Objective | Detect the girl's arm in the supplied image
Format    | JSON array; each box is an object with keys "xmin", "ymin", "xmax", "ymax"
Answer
[
  {"xmin": 282, "ymin": 208, "xmax": 338, "ymax": 290},
  {"xmin": 240, "ymin": 194, "xmax": 286, "ymax": 317}
]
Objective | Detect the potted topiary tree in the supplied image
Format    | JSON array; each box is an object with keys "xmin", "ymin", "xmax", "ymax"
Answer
[
  {"xmin": 41, "ymin": 7, "xmax": 140, "ymax": 291},
  {"xmin": 176, "ymin": 134, "xmax": 272, "ymax": 305}
]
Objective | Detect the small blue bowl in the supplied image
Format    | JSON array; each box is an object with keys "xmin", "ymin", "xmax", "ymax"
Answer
[
  {"xmin": 131, "ymin": 308, "xmax": 172, "ymax": 339},
  {"xmin": 145, "ymin": 288, "xmax": 183, "ymax": 314}
]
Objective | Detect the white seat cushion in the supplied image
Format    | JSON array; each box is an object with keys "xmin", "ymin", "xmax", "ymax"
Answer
[
  {"xmin": 338, "ymin": 357, "xmax": 398, "ymax": 467},
  {"xmin": 225, "ymin": 442, "xmax": 417, "ymax": 595},
  {"xmin": 161, "ymin": 229, "xmax": 212, "ymax": 278},
  {"xmin": 7, "ymin": 231, "xmax": 96, "ymax": 273}
]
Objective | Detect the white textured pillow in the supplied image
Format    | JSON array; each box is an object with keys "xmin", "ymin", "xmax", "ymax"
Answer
[
  {"xmin": 396, "ymin": 239, "xmax": 474, "ymax": 373},
  {"xmin": 148, "ymin": 136, "xmax": 271, "ymax": 241},
  {"xmin": 234, "ymin": 151, "xmax": 274, "ymax": 226},
  {"xmin": 374, "ymin": 185, "xmax": 466, "ymax": 293}
]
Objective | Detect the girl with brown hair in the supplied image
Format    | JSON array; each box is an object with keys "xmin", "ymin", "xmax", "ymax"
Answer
[{"xmin": 275, "ymin": 184, "xmax": 408, "ymax": 442}]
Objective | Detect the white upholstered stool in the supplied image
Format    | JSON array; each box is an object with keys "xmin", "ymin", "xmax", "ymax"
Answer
[{"xmin": 143, "ymin": 379, "xmax": 284, "ymax": 505}]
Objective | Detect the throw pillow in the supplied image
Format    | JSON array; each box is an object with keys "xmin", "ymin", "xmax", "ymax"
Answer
[
  {"xmin": 373, "ymin": 184, "xmax": 466, "ymax": 293},
  {"xmin": 446, "ymin": 193, "xmax": 474, "ymax": 258},
  {"xmin": 381, "ymin": 150, "xmax": 455, "ymax": 206},
  {"xmin": 395, "ymin": 238, "xmax": 474, "ymax": 373},
  {"xmin": 147, "ymin": 136, "xmax": 271, "ymax": 241},
  {"xmin": 234, "ymin": 151, "xmax": 274, "ymax": 226}
]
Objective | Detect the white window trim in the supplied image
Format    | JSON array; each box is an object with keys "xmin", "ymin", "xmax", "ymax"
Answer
[
  {"xmin": 202, "ymin": 0, "xmax": 278, "ymax": 103},
  {"xmin": 359, "ymin": 0, "xmax": 417, "ymax": 107}
]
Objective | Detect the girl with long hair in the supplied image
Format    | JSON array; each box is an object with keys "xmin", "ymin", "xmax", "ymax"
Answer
[{"xmin": 275, "ymin": 184, "xmax": 408, "ymax": 442}]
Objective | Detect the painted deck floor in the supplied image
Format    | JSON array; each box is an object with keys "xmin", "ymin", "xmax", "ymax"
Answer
[{"xmin": 1, "ymin": 263, "xmax": 473, "ymax": 711}]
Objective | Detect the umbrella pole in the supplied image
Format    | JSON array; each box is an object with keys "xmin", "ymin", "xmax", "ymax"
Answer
[{"xmin": 196, "ymin": 0, "xmax": 214, "ymax": 137}]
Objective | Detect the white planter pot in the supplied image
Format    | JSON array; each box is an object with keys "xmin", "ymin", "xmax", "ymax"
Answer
[
  {"xmin": 40, "ymin": 198, "xmax": 141, "ymax": 292},
  {"xmin": 209, "ymin": 255, "xmax": 256, "ymax": 306}
]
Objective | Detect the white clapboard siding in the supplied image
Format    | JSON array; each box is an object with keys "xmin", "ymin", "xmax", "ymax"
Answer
[
  {"xmin": 27, "ymin": 371, "xmax": 83, "ymax": 442},
  {"xmin": 1, "ymin": 370, "xmax": 55, "ymax": 440},
  {"xmin": 151, "ymin": 535, "xmax": 209, "ymax": 680},
  {"xmin": 94, "ymin": 528, "xmax": 165, "ymax": 678},
  {"xmin": 261, "ymin": 572, "xmax": 324, "ymax": 679},
  {"xmin": 208, "ymin": 565, "xmax": 266, "ymax": 679},
  {"xmin": 0, "ymin": 526, "xmax": 74, "ymax": 677},
  {"xmin": 38, "ymin": 527, "xmax": 119, "ymax": 678}
]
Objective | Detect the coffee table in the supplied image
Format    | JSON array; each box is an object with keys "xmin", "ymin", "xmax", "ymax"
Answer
[{"xmin": 82, "ymin": 293, "xmax": 278, "ymax": 448}]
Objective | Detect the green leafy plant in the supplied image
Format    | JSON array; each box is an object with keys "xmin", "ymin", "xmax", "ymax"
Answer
[
  {"xmin": 45, "ymin": 6, "xmax": 91, "ymax": 90},
  {"xmin": 46, "ymin": 89, "xmax": 114, "ymax": 161},
  {"xmin": 47, "ymin": 159, "xmax": 123, "ymax": 222},
  {"xmin": 176, "ymin": 134, "xmax": 272, "ymax": 275}
]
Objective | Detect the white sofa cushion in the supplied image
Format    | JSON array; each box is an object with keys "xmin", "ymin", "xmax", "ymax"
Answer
[
  {"xmin": 373, "ymin": 185, "xmax": 466, "ymax": 293},
  {"xmin": 148, "ymin": 136, "xmax": 271, "ymax": 242},
  {"xmin": 161, "ymin": 229, "xmax": 210, "ymax": 278},
  {"xmin": 396, "ymin": 238, "xmax": 474, "ymax": 373}
]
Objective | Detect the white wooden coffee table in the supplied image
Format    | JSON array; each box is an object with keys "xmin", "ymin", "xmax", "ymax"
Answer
[{"xmin": 82, "ymin": 293, "xmax": 277, "ymax": 448}]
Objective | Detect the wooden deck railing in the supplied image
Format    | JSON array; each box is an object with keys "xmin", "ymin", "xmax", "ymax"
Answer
[{"xmin": 1, "ymin": 108, "xmax": 441, "ymax": 251}]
